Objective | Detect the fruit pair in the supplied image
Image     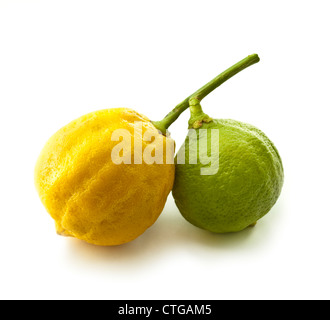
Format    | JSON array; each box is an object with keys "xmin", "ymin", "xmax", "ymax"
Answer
[{"xmin": 35, "ymin": 54, "xmax": 284, "ymax": 246}]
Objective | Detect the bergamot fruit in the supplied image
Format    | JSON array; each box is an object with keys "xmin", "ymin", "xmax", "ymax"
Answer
[
  {"xmin": 171, "ymin": 54, "xmax": 284, "ymax": 233},
  {"xmin": 35, "ymin": 108, "xmax": 175, "ymax": 246},
  {"xmin": 173, "ymin": 118, "xmax": 284, "ymax": 233}
]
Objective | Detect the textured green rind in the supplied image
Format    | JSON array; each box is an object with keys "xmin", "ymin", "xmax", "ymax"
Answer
[{"xmin": 172, "ymin": 119, "xmax": 284, "ymax": 233}]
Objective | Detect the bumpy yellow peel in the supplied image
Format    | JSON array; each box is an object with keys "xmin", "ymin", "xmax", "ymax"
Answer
[{"xmin": 35, "ymin": 108, "xmax": 175, "ymax": 246}]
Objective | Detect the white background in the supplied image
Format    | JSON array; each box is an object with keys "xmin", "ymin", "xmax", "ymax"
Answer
[{"xmin": 0, "ymin": 0, "xmax": 329, "ymax": 300}]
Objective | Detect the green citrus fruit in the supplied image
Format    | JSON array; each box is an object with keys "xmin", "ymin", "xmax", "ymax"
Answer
[{"xmin": 172, "ymin": 119, "xmax": 284, "ymax": 233}]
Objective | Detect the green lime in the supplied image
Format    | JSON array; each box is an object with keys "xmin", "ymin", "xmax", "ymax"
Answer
[
  {"xmin": 153, "ymin": 54, "xmax": 283, "ymax": 233},
  {"xmin": 173, "ymin": 119, "xmax": 284, "ymax": 233}
]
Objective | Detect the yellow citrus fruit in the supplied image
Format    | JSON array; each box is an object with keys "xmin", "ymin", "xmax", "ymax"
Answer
[{"xmin": 35, "ymin": 108, "xmax": 175, "ymax": 246}]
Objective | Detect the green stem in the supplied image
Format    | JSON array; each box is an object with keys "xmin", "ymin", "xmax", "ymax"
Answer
[{"xmin": 152, "ymin": 54, "xmax": 260, "ymax": 134}]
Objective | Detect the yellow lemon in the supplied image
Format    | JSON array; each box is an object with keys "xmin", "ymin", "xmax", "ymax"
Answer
[{"xmin": 35, "ymin": 108, "xmax": 175, "ymax": 246}]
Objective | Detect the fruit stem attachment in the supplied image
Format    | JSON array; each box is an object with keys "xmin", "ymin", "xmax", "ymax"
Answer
[
  {"xmin": 188, "ymin": 98, "xmax": 212, "ymax": 129},
  {"xmin": 152, "ymin": 54, "xmax": 260, "ymax": 134}
]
